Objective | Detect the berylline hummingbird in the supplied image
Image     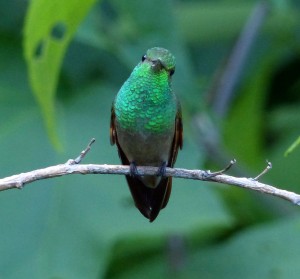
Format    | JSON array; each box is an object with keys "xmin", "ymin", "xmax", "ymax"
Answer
[{"xmin": 110, "ymin": 47, "xmax": 183, "ymax": 222}]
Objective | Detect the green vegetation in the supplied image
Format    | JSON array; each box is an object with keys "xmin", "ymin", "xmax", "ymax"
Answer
[{"xmin": 0, "ymin": 0, "xmax": 300, "ymax": 278}]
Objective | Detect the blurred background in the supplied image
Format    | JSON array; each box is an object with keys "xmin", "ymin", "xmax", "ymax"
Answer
[{"xmin": 1, "ymin": 0, "xmax": 300, "ymax": 278}]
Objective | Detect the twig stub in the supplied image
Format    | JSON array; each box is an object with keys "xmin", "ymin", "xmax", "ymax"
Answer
[
  {"xmin": 67, "ymin": 138, "xmax": 96, "ymax": 165},
  {"xmin": 202, "ymin": 159, "xmax": 236, "ymax": 180},
  {"xmin": 253, "ymin": 160, "xmax": 272, "ymax": 181}
]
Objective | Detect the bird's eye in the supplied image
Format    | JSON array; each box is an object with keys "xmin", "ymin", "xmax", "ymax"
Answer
[
  {"xmin": 142, "ymin": 55, "xmax": 146, "ymax": 62},
  {"xmin": 169, "ymin": 69, "xmax": 175, "ymax": 76}
]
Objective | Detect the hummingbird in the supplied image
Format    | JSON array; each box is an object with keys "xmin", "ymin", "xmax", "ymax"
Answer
[{"xmin": 110, "ymin": 47, "xmax": 183, "ymax": 222}]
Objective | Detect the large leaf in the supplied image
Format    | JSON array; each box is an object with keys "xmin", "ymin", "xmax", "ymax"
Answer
[{"xmin": 23, "ymin": 0, "xmax": 97, "ymax": 149}]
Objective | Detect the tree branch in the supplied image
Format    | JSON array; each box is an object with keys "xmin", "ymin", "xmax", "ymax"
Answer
[
  {"xmin": 0, "ymin": 162, "xmax": 299, "ymax": 206},
  {"xmin": 1, "ymin": 139, "xmax": 300, "ymax": 207}
]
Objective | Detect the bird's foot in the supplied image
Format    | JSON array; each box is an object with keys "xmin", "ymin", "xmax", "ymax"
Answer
[
  {"xmin": 156, "ymin": 161, "xmax": 167, "ymax": 177},
  {"xmin": 129, "ymin": 161, "xmax": 139, "ymax": 177}
]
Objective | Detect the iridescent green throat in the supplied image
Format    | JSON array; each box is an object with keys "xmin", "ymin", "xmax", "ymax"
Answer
[{"xmin": 114, "ymin": 62, "xmax": 176, "ymax": 133}]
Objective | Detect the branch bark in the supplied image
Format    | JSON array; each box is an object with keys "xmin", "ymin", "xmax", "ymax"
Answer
[{"xmin": 1, "ymin": 161, "xmax": 300, "ymax": 206}]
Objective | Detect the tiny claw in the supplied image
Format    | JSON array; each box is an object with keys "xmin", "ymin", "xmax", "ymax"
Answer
[
  {"xmin": 202, "ymin": 159, "xmax": 236, "ymax": 179},
  {"xmin": 253, "ymin": 160, "xmax": 272, "ymax": 181},
  {"xmin": 129, "ymin": 162, "xmax": 139, "ymax": 177},
  {"xmin": 156, "ymin": 162, "xmax": 167, "ymax": 177}
]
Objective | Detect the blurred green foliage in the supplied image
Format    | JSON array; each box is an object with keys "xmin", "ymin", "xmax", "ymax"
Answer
[
  {"xmin": 23, "ymin": 0, "xmax": 97, "ymax": 150},
  {"xmin": 0, "ymin": 0, "xmax": 300, "ymax": 278}
]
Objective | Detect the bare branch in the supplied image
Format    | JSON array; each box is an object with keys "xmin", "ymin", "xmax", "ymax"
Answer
[
  {"xmin": 0, "ymin": 162, "xmax": 300, "ymax": 206},
  {"xmin": 0, "ymin": 138, "xmax": 299, "ymax": 206}
]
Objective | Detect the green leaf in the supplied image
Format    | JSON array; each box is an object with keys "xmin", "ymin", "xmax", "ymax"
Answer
[
  {"xmin": 23, "ymin": 0, "xmax": 97, "ymax": 150},
  {"xmin": 285, "ymin": 136, "xmax": 300, "ymax": 156}
]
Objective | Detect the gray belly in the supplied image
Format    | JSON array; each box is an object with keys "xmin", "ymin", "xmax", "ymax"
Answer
[{"xmin": 116, "ymin": 127, "xmax": 174, "ymax": 188}]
